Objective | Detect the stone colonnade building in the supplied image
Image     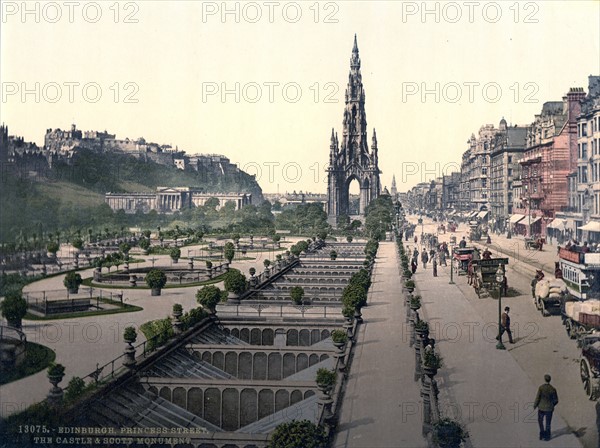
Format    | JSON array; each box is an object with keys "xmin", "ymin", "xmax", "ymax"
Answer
[{"xmin": 105, "ymin": 187, "xmax": 251, "ymax": 214}]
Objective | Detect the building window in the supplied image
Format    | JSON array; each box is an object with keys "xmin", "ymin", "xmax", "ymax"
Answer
[
  {"xmin": 482, "ymin": 179, "xmax": 487, "ymax": 187},
  {"xmin": 482, "ymin": 167, "xmax": 487, "ymax": 175},
  {"xmin": 582, "ymin": 143, "xmax": 588, "ymax": 159},
  {"xmin": 508, "ymin": 155, "xmax": 512, "ymax": 163},
  {"xmin": 582, "ymin": 123, "xmax": 588, "ymax": 137}
]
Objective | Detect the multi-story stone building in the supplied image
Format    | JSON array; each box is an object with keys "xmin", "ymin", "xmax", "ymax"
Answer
[
  {"xmin": 554, "ymin": 76, "xmax": 600, "ymax": 243},
  {"xmin": 105, "ymin": 187, "xmax": 251, "ymax": 214},
  {"xmin": 458, "ymin": 124, "xmax": 497, "ymax": 216},
  {"xmin": 515, "ymin": 88, "xmax": 586, "ymax": 237},
  {"xmin": 442, "ymin": 172, "xmax": 461, "ymax": 211},
  {"xmin": 489, "ymin": 119, "xmax": 527, "ymax": 228}
]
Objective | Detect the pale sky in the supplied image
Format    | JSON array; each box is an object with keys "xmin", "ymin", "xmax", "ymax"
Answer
[{"xmin": 1, "ymin": 1, "xmax": 599, "ymax": 194}]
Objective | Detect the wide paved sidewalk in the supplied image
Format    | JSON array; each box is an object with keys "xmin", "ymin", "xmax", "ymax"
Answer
[
  {"xmin": 334, "ymin": 242, "xmax": 427, "ymax": 448},
  {"xmin": 414, "ymin": 262, "xmax": 581, "ymax": 448}
]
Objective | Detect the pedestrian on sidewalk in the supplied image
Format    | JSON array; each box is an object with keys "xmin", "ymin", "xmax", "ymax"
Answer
[
  {"xmin": 421, "ymin": 251, "xmax": 429, "ymax": 269},
  {"xmin": 432, "ymin": 257, "xmax": 438, "ymax": 277},
  {"xmin": 459, "ymin": 236, "xmax": 467, "ymax": 248},
  {"xmin": 411, "ymin": 259, "xmax": 417, "ymax": 274},
  {"xmin": 534, "ymin": 374, "xmax": 559, "ymax": 441},
  {"xmin": 496, "ymin": 306, "xmax": 514, "ymax": 344}
]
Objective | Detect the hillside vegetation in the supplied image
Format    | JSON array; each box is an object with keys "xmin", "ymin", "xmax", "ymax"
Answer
[{"xmin": 1, "ymin": 149, "xmax": 263, "ymax": 242}]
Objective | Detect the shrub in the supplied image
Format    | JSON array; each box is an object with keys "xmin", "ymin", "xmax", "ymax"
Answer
[
  {"xmin": 123, "ymin": 326, "xmax": 137, "ymax": 342},
  {"xmin": 331, "ymin": 329, "xmax": 348, "ymax": 344},
  {"xmin": 316, "ymin": 368, "xmax": 336, "ymax": 391},
  {"xmin": 223, "ymin": 270, "xmax": 247, "ymax": 294},
  {"xmin": 249, "ymin": 267, "xmax": 256, "ymax": 276},
  {"xmin": 180, "ymin": 307, "xmax": 207, "ymax": 331},
  {"xmin": 224, "ymin": 242, "xmax": 235, "ymax": 263},
  {"xmin": 414, "ymin": 319, "xmax": 429, "ymax": 332},
  {"xmin": 172, "ymin": 303, "xmax": 183, "ymax": 314},
  {"xmin": 140, "ymin": 318, "xmax": 174, "ymax": 351},
  {"xmin": 342, "ymin": 304, "xmax": 355, "ymax": 319},
  {"xmin": 330, "ymin": 250, "xmax": 338, "ymax": 260},
  {"xmin": 196, "ymin": 285, "xmax": 222, "ymax": 311},
  {"xmin": 205, "ymin": 260, "xmax": 213, "ymax": 269},
  {"xmin": 290, "ymin": 286, "xmax": 305, "ymax": 305},
  {"xmin": 410, "ymin": 295, "xmax": 421, "ymax": 308},
  {"xmin": 47, "ymin": 242, "xmax": 59, "ymax": 254},
  {"xmin": 63, "ymin": 272, "xmax": 83, "ymax": 291},
  {"xmin": 47, "ymin": 362, "xmax": 65, "ymax": 377},
  {"xmin": 145, "ymin": 269, "xmax": 167, "ymax": 290},
  {"xmin": 263, "ymin": 259, "xmax": 271, "ymax": 268},
  {"xmin": 139, "ymin": 238, "xmax": 151, "ymax": 251},
  {"xmin": 170, "ymin": 247, "xmax": 181, "ymax": 260},
  {"xmin": 1, "ymin": 291, "xmax": 27, "ymax": 328},
  {"xmin": 405, "ymin": 280, "xmax": 415, "ymax": 289},
  {"xmin": 423, "ymin": 351, "xmax": 443, "ymax": 369},
  {"xmin": 342, "ymin": 283, "xmax": 368, "ymax": 310},
  {"xmin": 268, "ymin": 420, "xmax": 327, "ymax": 448},
  {"xmin": 65, "ymin": 376, "xmax": 86, "ymax": 402},
  {"xmin": 432, "ymin": 418, "xmax": 467, "ymax": 447},
  {"xmin": 346, "ymin": 235, "xmax": 353, "ymax": 243}
]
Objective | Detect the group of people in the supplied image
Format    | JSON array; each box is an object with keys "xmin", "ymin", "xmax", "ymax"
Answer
[{"xmin": 561, "ymin": 240, "xmax": 600, "ymax": 253}]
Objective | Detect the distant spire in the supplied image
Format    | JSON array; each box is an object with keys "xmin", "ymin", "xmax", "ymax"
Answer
[{"xmin": 350, "ymin": 34, "xmax": 361, "ymax": 70}]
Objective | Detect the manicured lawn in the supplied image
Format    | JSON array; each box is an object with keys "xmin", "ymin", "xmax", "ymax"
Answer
[{"xmin": 0, "ymin": 342, "xmax": 56, "ymax": 385}]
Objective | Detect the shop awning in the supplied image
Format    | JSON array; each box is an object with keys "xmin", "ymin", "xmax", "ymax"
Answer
[
  {"xmin": 477, "ymin": 211, "xmax": 489, "ymax": 219},
  {"xmin": 509, "ymin": 214, "xmax": 526, "ymax": 224},
  {"xmin": 468, "ymin": 211, "xmax": 478, "ymax": 218},
  {"xmin": 526, "ymin": 216, "xmax": 542, "ymax": 225},
  {"xmin": 547, "ymin": 219, "xmax": 567, "ymax": 230},
  {"xmin": 578, "ymin": 221, "xmax": 600, "ymax": 232}
]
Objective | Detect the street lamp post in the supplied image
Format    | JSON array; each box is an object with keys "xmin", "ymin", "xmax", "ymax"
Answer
[
  {"xmin": 449, "ymin": 243, "xmax": 456, "ymax": 285},
  {"xmin": 496, "ymin": 264, "xmax": 506, "ymax": 350}
]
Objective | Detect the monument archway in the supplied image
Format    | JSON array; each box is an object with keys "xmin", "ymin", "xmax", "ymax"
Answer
[{"xmin": 327, "ymin": 35, "xmax": 381, "ymax": 227}]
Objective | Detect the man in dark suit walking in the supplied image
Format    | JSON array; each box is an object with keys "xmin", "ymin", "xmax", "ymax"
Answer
[
  {"xmin": 534, "ymin": 374, "xmax": 559, "ymax": 441},
  {"xmin": 496, "ymin": 306, "xmax": 514, "ymax": 344}
]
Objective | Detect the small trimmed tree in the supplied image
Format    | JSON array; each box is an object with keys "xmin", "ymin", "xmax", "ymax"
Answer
[
  {"xmin": 224, "ymin": 242, "xmax": 235, "ymax": 263},
  {"xmin": 47, "ymin": 241, "xmax": 59, "ymax": 257},
  {"xmin": 123, "ymin": 326, "xmax": 137, "ymax": 343},
  {"xmin": 170, "ymin": 247, "xmax": 181, "ymax": 263},
  {"xmin": 63, "ymin": 272, "xmax": 83, "ymax": 294},
  {"xmin": 139, "ymin": 238, "xmax": 150, "ymax": 253},
  {"xmin": 145, "ymin": 269, "xmax": 167, "ymax": 295},
  {"xmin": 290, "ymin": 286, "xmax": 305, "ymax": 305},
  {"xmin": 223, "ymin": 270, "xmax": 247, "ymax": 296},
  {"xmin": 196, "ymin": 285, "xmax": 222, "ymax": 313},
  {"xmin": 119, "ymin": 242, "xmax": 131, "ymax": 256},
  {"xmin": 1, "ymin": 291, "xmax": 27, "ymax": 329}
]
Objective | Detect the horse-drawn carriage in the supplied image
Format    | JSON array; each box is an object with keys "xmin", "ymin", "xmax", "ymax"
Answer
[
  {"xmin": 453, "ymin": 247, "xmax": 477, "ymax": 275},
  {"xmin": 525, "ymin": 237, "xmax": 545, "ymax": 250}
]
